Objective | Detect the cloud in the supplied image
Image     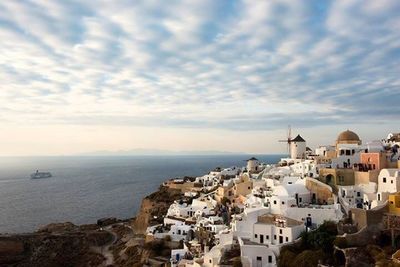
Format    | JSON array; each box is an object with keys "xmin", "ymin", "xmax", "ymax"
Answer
[{"xmin": 0, "ymin": 0, "xmax": 399, "ymax": 131}]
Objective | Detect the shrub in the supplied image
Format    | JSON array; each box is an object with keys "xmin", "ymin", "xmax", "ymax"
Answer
[
  {"xmin": 333, "ymin": 236, "xmax": 348, "ymax": 249},
  {"xmin": 278, "ymin": 247, "xmax": 298, "ymax": 267},
  {"xmin": 232, "ymin": 257, "xmax": 243, "ymax": 267},
  {"xmin": 292, "ymin": 250, "xmax": 324, "ymax": 267}
]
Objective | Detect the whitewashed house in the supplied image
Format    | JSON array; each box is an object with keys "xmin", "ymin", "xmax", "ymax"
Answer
[
  {"xmin": 239, "ymin": 214, "xmax": 304, "ymax": 267},
  {"xmin": 231, "ymin": 207, "xmax": 269, "ymax": 239},
  {"xmin": 331, "ymin": 143, "xmax": 365, "ymax": 168},
  {"xmin": 372, "ymin": 169, "xmax": 400, "ymax": 206},
  {"xmin": 167, "ymin": 199, "xmax": 216, "ymax": 219},
  {"xmin": 196, "ymin": 216, "xmax": 227, "ymax": 234},
  {"xmin": 378, "ymin": 169, "xmax": 400, "ymax": 193}
]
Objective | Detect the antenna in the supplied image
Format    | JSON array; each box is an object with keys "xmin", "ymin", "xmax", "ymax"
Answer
[{"xmin": 278, "ymin": 125, "xmax": 292, "ymax": 156}]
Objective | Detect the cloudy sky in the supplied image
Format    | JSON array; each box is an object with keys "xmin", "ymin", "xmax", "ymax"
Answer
[{"xmin": 0, "ymin": 0, "xmax": 399, "ymax": 156}]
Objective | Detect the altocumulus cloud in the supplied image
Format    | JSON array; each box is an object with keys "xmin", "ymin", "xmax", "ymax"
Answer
[{"xmin": 0, "ymin": 0, "xmax": 399, "ymax": 130}]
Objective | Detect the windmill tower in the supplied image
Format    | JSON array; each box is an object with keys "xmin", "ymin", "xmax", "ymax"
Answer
[
  {"xmin": 279, "ymin": 126, "xmax": 306, "ymax": 159},
  {"xmin": 278, "ymin": 125, "xmax": 292, "ymax": 157}
]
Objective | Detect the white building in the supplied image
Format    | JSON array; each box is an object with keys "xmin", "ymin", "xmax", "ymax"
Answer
[
  {"xmin": 378, "ymin": 169, "xmax": 400, "ymax": 193},
  {"xmin": 197, "ymin": 216, "xmax": 227, "ymax": 234},
  {"xmin": 239, "ymin": 214, "xmax": 304, "ymax": 267},
  {"xmin": 203, "ymin": 232, "xmax": 234, "ymax": 267},
  {"xmin": 315, "ymin": 145, "xmax": 335, "ymax": 157},
  {"xmin": 232, "ymin": 207, "xmax": 269, "ymax": 239},
  {"xmin": 290, "ymin": 135, "xmax": 306, "ymax": 159},
  {"xmin": 195, "ymin": 174, "xmax": 219, "ymax": 188},
  {"xmin": 147, "ymin": 217, "xmax": 196, "ymax": 242},
  {"xmin": 171, "ymin": 246, "xmax": 189, "ymax": 266},
  {"xmin": 247, "ymin": 157, "xmax": 261, "ymax": 173},
  {"xmin": 337, "ymin": 183, "xmax": 377, "ymax": 212},
  {"xmin": 167, "ymin": 198, "xmax": 216, "ymax": 219},
  {"xmin": 371, "ymin": 168, "xmax": 400, "ymax": 206}
]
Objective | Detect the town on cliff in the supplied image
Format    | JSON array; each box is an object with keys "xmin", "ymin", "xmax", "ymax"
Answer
[{"xmin": 1, "ymin": 130, "xmax": 400, "ymax": 267}]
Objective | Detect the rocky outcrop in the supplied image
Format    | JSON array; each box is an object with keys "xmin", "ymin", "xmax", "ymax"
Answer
[
  {"xmin": 0, "ymin": 222, "xmax": 112, "ymax": 267},
  {"xmin": 0, "ymin": 183, "xmax": 185, "ymax": 266},
  {"xmin": 133, "ymin": 186, "xmax": 183, "ymax": 234}
]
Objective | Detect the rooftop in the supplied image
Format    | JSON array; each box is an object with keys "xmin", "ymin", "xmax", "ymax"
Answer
[
  {"xmin": 337, "ymin": 130, "xmax": 361, "ymax": 143},
  {"xmin": 256, "ymin": 214, "xmax": 303, "ymax": 227},
  {"xmin": 291, "ymin": 134, "xmax": 306, "ymax": 142}
]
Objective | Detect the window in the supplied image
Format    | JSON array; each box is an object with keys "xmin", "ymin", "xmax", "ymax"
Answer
[
  {"xmin": 248, "ymin": 186, "xmax": 251, "ymax": 189},
  {"xmin": 273, "ymin": 200, "xmax": 277, "ymax": 204},
  {"xmin": 286, "ymin": 237, "xmax": 289, "ymax": 242},
  {"xmin": 383, "ymin": 177, "xmax": 387, "ymax": 183},
  {"xmin": 299, "ymin": 197, "xmax": 302, "ymax": 202},
  {"xmin": 274, "ymin": 235, "xmax": 277, "ymax": 240},
  {"xmin": 266, "ymin": 235, "xmax": 269, "ymax": 240},
  {"xmin": 257, "ymin": 256, "xmax": 262, "ymax": 261},
  {"xmin": 357, "ymin": 192, "xmax": 361, "ymax": 197},
  {"xmin": 391, "ymin": 180, "xmax": 394, "ymax": 184},
  {"xmin": 255, "ymin": 234, "xmax": 258, "ymax": 238},
  {"xmin": 268, "ymin": 255, "xmax": 272, "ymax": 263},
  {"xmin": 210, "ymin": 260, "xmax": 212, "ymax": 263},
  {"xmin": 378, "ymin": 194, "xmax": 381, "ymax": 201},
  {"xmin": 280, "ymin": 229, "xmax": 283, "ymax": 234},
  {"xmin": 282, "ymin": 201, "xmax": 285, "ymax": 205}
]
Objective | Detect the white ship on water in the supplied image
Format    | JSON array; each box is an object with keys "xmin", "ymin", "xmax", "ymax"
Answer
[{"xmin": 30, "ymin": 170, "xmax": 52, "ymax": 179}]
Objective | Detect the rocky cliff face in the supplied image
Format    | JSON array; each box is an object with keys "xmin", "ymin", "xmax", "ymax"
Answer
[
  {"xmin": 133, "ymin": 185, "xmax": 183, "ymax": 234},
  {"xmin": 0, "ymin": 222, "xmax": 112, "ymax": 267},
  {"xmin": 0, "ymin": 185, "xmax": 184, "ymax": 267}
]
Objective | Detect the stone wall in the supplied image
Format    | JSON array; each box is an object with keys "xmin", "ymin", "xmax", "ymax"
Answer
[
  {"xmin": 354, "ymin": 170, "xmax": 379, "ymax": 184},
  {"xmin": 350, "ymin": 203, "xmax": 388, "ymax": 231},
  {"xmin": 305, "ymin": 177, "xmax": 333, "ymax": 204},
  {"xmin": 133, "ymin": 186, "xmax": 183, "ymax": 234}
]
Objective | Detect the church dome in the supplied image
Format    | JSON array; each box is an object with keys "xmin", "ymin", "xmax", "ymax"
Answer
[{"xmin": 337, "ymin": 130, "xmax": 361, "ymax": 144}]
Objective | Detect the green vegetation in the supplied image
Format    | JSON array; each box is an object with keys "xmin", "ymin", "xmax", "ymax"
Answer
[
  {"xmin": 278, "ymin": 221, "xmax": 342, "ymax": 267},
  {"xmin": 221, "ymin": 197, "xmax": 231, "ymax": 206}
]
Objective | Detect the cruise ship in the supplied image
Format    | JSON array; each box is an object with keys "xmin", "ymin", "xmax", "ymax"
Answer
[{"xmin": 30, "ymin": 170, "xmax": 52, "ymax": 179}]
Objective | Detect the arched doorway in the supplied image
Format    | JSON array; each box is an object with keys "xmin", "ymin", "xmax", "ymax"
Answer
[{"xmin": 326, "ymin": 174, "xmax": 334, "ymax": 185}]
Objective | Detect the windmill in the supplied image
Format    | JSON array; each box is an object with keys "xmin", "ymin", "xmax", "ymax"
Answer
[{"xmin": 278, "ymin": 125, "xmax": 292, "ymax": 156}]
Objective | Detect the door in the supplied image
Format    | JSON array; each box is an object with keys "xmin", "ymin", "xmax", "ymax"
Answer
[
  {"xmin": 256, "ymin": 256, "xmax": 262, "ymax": 267},
  {"xmin": 279, "ymin": 236, "xmax": 283, "ymax": 244},
  {"xmin": 260, "ymin": 234, "xmax": 264, "ymax": 244}
]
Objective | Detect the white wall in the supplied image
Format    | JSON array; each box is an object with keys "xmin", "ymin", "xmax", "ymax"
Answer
[
  {"xmin": 240, "ymin": 240, "xmax": 277, "ymax": 267},
  {"xmin": 284, "ymin": 205, "xmax": 343, "ymax": 226},
  {"xmin": 378, "ymin": 169, "xmax": 400, "ymax": 193},
  {"xmin": 291, "ymin": 141, "xmax": 306, "ymax": 159}
]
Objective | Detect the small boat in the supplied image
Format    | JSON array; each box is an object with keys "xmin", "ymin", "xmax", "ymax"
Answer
[{"xmin": 30, "ymin": 170, "xmax": 52, "ymax": 179}]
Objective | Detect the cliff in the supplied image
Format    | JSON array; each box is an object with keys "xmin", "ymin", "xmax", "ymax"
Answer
[
  {"xmin": 0, "ymin": 222, "xmax": 112, "ymax": 267},
  {"xmin": 0, "ymin": 184, "xmax": 185, "ymax": 266},
  {"xmin": 133, "ymin": 185, "xmax": 183, "ymax": 234}
]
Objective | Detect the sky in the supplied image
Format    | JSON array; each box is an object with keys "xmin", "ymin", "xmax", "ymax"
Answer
[{"xmin": 0, "ymin": 0, "xmax": 399, "ymax": 156}]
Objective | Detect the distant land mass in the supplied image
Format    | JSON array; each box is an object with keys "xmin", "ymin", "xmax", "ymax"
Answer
[{"xmin": 78, "ymin": 148, "xmax": 250, "ymax": 156}]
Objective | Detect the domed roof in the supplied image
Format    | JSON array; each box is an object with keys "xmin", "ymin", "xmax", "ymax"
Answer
[{"xmin": 337, "ymin": 130, "xmax": 360, "ymax": 143}]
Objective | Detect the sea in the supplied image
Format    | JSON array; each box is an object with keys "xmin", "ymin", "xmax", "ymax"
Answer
[{"xmin": 0, "ymin": 154, "xmax": 283, "ymax": 233}]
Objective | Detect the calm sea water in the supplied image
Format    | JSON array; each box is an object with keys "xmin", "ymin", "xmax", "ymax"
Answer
[{"xmin": 0, "ymin": 155, "xmax": 282, "ymax": 233}]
